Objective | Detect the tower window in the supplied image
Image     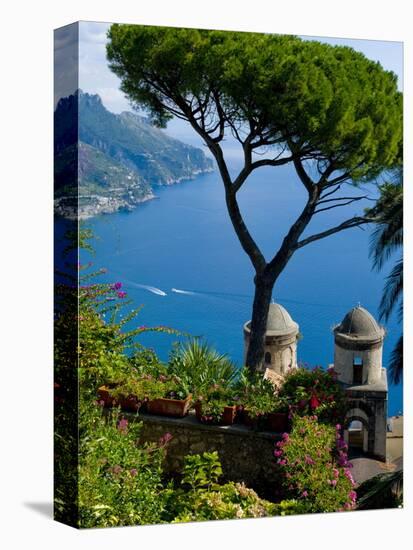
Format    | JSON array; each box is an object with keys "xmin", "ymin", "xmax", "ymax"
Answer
[
  {"xmin": 353, "ymin": 356, "xmax": 363, "ymax": 384},
  {"xmin": 264, "ymin": 352, "xmax": 271, "ymax": 364}
]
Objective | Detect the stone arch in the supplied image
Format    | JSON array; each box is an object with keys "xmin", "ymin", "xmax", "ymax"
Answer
[
  {"xmin": 346, "ymin": 400, "xmax": 374, "ymax": 419},
  {"xmin": 344, "ymin": 406, "xmax": 374, "ymax": 455}
]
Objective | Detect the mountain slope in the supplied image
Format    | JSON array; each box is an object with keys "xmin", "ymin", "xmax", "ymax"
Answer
[{"xmin": 54, "ymin": 90, "xmax": 213, "ymax": 218}]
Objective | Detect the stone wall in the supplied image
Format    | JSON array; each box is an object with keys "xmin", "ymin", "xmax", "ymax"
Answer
[{"xmin": 125, "ymin": 412, "xmax": 282, "ymax": 499}]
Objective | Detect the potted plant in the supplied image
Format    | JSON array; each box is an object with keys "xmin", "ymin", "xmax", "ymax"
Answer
[
  {"xmin": 98, "ymin": 375, "xmax": 192, "ymax": 417},
  {"xmin": 267, "ymin": 397, "xmax": 290, "ymax": 432},
  {"xmin": 147, "ymin": 377, "xmax": 192, "ymax": 417},
  {"xmin": 98, "ymin": 381, "xmax": 146, "ymax": 413},
  {"xmin": 234, "ymin": 369, "xmax": 287, "ymax": 431},
  {"xmin": 194, "ymin": 384, "xmax": 237, "ymax": 425}
]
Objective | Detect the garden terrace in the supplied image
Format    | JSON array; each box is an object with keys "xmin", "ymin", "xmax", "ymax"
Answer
[{"xmin": 124, "ymin": 410, "xmax": 282, "ymax": 500}]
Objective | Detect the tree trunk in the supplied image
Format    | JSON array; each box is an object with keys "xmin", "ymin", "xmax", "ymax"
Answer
[{"xmin": 245, "ymin": 274, "xmax": 275, "ymax": 371}]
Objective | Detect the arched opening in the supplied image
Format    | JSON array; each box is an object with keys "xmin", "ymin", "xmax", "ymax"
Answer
[
  {"xmin": 344, "ymin": 412, "xmax": 370, "ymax": 456},
  {"xmin": 348, "ymin": 420, "xmax": 364, "ymax": 449},
  {"xmin": 264, "ymin": 352, "xmax": 271, "ymax": 365}
]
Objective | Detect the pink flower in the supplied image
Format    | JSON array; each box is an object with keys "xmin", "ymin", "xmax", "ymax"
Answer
[
  {"xmin": 349, "ymin": 490, "xmax": 357, "ymax": 502},
  {"xmin": 112, "ymin": 282, "xmax": 122, "ymax": 290},
  {"xmin": 117, "ymin": 418, "xmax": 128, "ymax": 433},
  {"xmin": 130, "ymin": 468, "xmax": 138, "ymax": 477},
  {"xmin": 337, "ymin": 438, "xmax": 348, "ymax": 450},
  {"xmin": 282, "ymin": 433, "xmax": 289, "ymax": 441},
  {"xmin": 117, "ymin": 291, "xmax": 127, "ymax": 298},
  {"xmin": 274, "ymin": 450, "xmax": 283, "ymax": 457},
  {"xmin": 305, "ymin": 455, "xmax": 315, "ymax": 465},
  {"xmin": 331, "ymin": 479, "xmax": 337, "ymax": 487},
  {"xmin": 159, "ymin": 432, "xmax": 173, "ymax": 446},
  {"xmin": 302, "ymin": 491, "xmax": 308, "ymax": 498}
]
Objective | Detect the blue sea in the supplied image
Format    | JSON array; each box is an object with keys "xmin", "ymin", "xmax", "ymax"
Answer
[{"xmin": 82, "ymin": 160, "xmax": 403, "ymax": 416}]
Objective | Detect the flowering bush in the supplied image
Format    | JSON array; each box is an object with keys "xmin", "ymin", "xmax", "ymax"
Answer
[
  {"xmin": 77, "ymin": 402, "xmax": 170, "ymax": 528},
  {"xmin": 274, "ymin": 416, "xmax": 356, "ymax": 513},
  {"xmin": 279, "ymin": 366, "xmax": 347, "ymax": 425},
  {"xmin": 77, "ymin": 272, "xmax": 177, "ymax": 393}
]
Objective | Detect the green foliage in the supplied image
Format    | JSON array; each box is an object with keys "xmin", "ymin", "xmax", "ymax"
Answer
[
  {"xmin": 107, "ymin": 25, "xmax": 402, "ymax": 180},
  {"xmin": 274, "ymin": 416, "xmax": 356, "ymax": 513},
  {"xmin": 78, "ymin": 402, "xmax": 168, "ymax": 528},
  {"xmin": 55, "ymin": 91, "xmax": 212, "ymax": 208},
  {"xmin": 182, "ymin": 451, "xmax": 223, "ymax": 491},
  {"xmin": 195, "ymin": 383, "xmax": 236, "ymax": 424},
  {"xmin": 356, "ymin": 470, "xmax": 403, "ymax": 510},
  {"xmin": 368, "ymin": 172, "xmax": 403, "ymax": 384},
  {"xmin": 234, "ymin": 369, "xmax": 285, "ymax": 417},
  {"xmin": 272, "ymin": 499, "xmax": 311, "ymax": 516},
  {"xmin": 279, "ymin": 366, "xmax": 347, "ymax": 424},
  {"xmin": 110, "ymin": 374, "xmax": 191, "ymax": 402},
  {"xmin": 163, "ymin": 453, "xmax": 277, "ymax": 522},
  {"xmin": 168, "ymin": 339, "xmax": 238, "ymax": 395}
]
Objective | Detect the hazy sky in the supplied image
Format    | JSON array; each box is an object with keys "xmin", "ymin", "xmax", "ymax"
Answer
[{"xmin": 76, "ymin": 21, "xmax": 403, "ymax": 151}]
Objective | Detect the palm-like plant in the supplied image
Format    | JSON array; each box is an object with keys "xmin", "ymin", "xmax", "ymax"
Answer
[
  {"xmin": 168, "ymin": 339, "xmax": 238, "ymax": 394},
  {"xmin": 369, "ymin": 172, "xmax": 403, "ymax": 384}
]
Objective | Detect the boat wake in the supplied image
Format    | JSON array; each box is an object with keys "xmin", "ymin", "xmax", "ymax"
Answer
[
  {"xmin": 124, "ymin": 280, "xmax": 167, "ymax": 296},
  {"xmin": 171, "ymin": 288, "xmax": 196, "ymax": 295}
]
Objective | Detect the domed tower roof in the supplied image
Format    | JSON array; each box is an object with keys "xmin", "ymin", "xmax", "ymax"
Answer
[
  {"xmin": 334, "ymin": 305, "xmax": 385, "ymax": 346},
  {"xmin": 266, "ymin": 303, "xmax": 298, "ymax": 333},
  {"xmin": 244, "ymin": 303, "xmax": 299, "ymax": 337}
]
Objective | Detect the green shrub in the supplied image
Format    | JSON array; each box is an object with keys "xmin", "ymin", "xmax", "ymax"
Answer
[
  {"xmin": 194, "ymin": 383, "xmax": 237, "ymax": 424},
  {"xmin": 78, "ymin": 402, "xmax": 169, "ymax": 527},
  {"xmin": 163, "ymin": 452, "xmax": 277, "ymax": 522},
  {"xmin": 234, "ymin": 369, "xmax": 286, "ymax": 417},
  {"xmin": 279, "ymin": 366, "xmax": 347, "ymax": 425},
  {"xmin": 110, "ymin": 374, "xmax": 191, "ymax": 402}
]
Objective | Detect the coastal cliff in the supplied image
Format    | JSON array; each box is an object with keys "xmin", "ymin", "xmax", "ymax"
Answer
[{"xmin": 54, "ymin": 91, "xmax": 214, "ymax": 218}]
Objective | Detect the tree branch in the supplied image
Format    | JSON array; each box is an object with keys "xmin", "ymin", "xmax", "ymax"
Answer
[
  {"xmin": 314, "ymin": 195, "xmax": 368, "ymax": 214},
  {"xmin": 319, "ymin": 184, "xmax": 343, "ymax": 200},
  {"xmin": 314, "ymin": 196, "xmax": 368, "ymax": 214},
  {"xmin": 295, "ymin": 216, "xmax": 375, "ymax": 249}
]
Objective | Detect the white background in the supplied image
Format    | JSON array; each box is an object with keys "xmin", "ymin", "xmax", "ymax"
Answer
[{"xmin": 0, "ymin": 0, "xmax": 411, "ymax": 547}]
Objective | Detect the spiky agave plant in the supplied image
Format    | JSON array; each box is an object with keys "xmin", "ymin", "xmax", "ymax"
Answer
[{"xmin": 168, "ymin": 339, "xmax": 238, "ymax": 394}]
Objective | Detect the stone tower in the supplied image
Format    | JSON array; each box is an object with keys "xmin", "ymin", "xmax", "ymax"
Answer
[
  {"xmin": 243, "ymin": 303, "xmax": 299, "ymax": 376},
  {"xmin": 333, "ymin": 305, "xmax": 388, "ymax": 461}
]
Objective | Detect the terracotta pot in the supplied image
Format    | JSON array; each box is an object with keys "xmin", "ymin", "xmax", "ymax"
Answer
[
  {"xmin": 267, "ymin": 412, "xmax": 289, "ymax": 433},
  {"xmin": 147, "ymin": 395, "xmax": 192, "ymax": 417},
  {"xmin": 242, "ymin": 410, "xmax": 269, "ymax": 430},
  {"xmin": 97, "ymin": 385, "xmax": 144, "ymax": 413},
  {"xmin": 194, "ymin": 402, "xmax": 236, "ymax": 425}
]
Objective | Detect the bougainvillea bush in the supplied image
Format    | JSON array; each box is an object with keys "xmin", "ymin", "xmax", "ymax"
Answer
[
  {"xmin": 279, "ymin": 366, "xmax": 347, "ymax": 425},
  {"xmin": 274, "ymin": 416, "xmax": 356, "ymax": 513},
  {"xmin": 78, "ymin": 403, "xmax": 170, "ymax": 528},
  {"xmin": 78, "ymin": 268, "xmax": 176, "ymax": 394}
]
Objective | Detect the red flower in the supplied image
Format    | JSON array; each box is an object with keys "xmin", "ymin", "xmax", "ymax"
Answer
[{"xmin": 310, "ymin": 394, "xmax": 320, "ymax": 409}]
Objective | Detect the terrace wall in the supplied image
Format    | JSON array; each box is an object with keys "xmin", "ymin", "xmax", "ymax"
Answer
[{"xmin": 125, "ymin": 412, "xmax": 282, "ymax": 499}]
